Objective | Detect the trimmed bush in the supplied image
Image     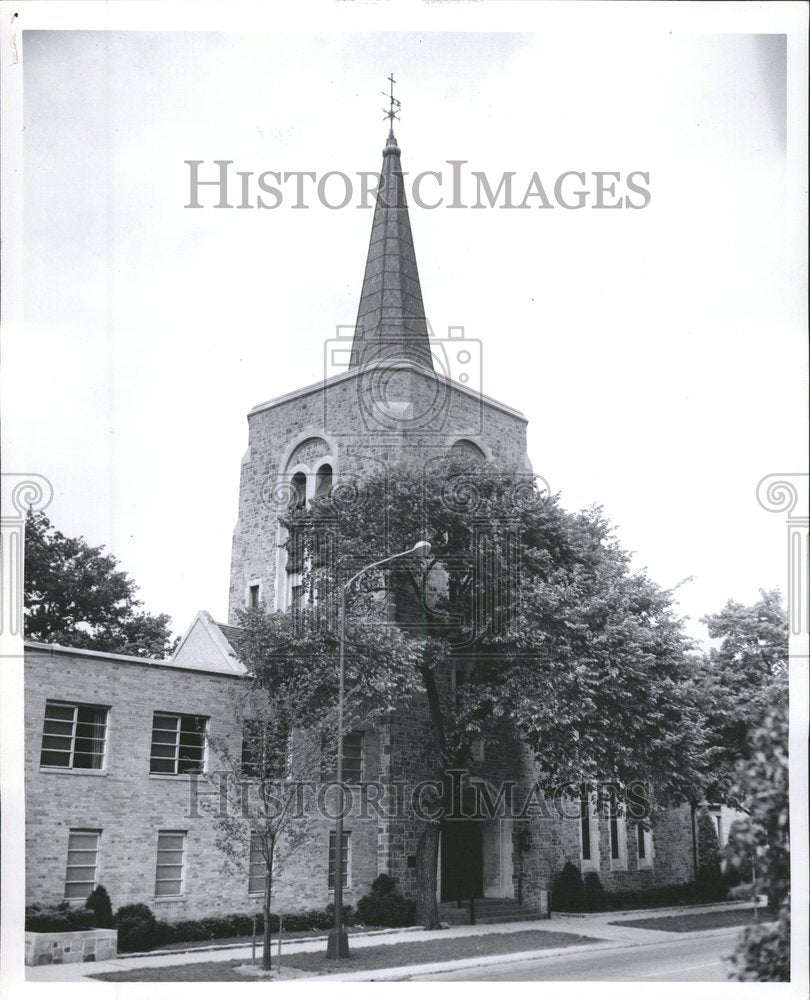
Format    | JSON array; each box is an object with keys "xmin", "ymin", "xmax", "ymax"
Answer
[
  {"xmin": 552, "ymin": 862, "xmax": 586, "ymax": 912},
  {"xmin": 109, "ymin": 903, "xmax": 358, "ymax": 952},
  {"xmin": 697, "ymin": 807, "xmax": 722, "ymax": 884},
  {"xmin": 601, "ymin": 879, "xmax": 728, "ymax": 911},
  {"xmin": 323, "ymin": 903, "xmax": 355, "ymax": 929},
  {"xmin": 356, "ymin": 875, "xmax": 416, "ymax": 928},
  {"xmin": 369, "ymin": 874, "xmax": 396, "ymax": 895},
  {"xmin": 25, "ymin": 903, "xmax": 96, "ymax": 933},
  {"xmin": 114, "ymin": 903, "xmax": 159, "ymax": 952},
  {"xmin": 85, "ymin": 885, "xmax": 114, "ymax": 928},
  {"xmin": 583, "ymin": 871, "xmax": 606, "ymax": 911}
]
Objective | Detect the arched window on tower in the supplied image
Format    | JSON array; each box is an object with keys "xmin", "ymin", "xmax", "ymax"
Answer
[
  {"xmin": 449, "ymin": 439, "xmax": 487, "ymax": 465},
  {"xmin": 289, "ymin": 471, "xmax": 307, "ymax": 510},
  {"xmin": 287, "ymin": 472, "xmax": 307, "ymax": 577},
  {"xmin": 314, "ymin": 463, "xmax": 333, "ymax": 499}
]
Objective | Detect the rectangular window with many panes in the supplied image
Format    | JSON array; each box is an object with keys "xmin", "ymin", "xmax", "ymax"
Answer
[
  {"xmin": 321, "ymin": 730, "xmax": 364, "ymax": 784},
  {"xmin": 154, "ymin": 831, "xmax": 187, "ymax": 897},
  {"xmin": 40, "ymin": 701, "xmax": 108, "ymax": 770},
  {"xmin": 64, "ymin": 829, "xmax": 101, "ymax": 899},
  {"xmin": 149, "ymin": 712, "xmax": 207, "ymax": 775},
  {"xmin": 328, "ymin": 830, "xmax": 351, "ymax": 890},
  {"xmin": 248, "ymin": 834, "xmax": 266, "ymax": 896}
]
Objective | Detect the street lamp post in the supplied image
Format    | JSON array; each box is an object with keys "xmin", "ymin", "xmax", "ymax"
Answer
[{"xmin": 326, "ymin": 540, "xmax": 431, "ymax": 960}]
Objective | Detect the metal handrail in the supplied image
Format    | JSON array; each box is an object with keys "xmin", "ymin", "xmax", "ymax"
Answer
[{"xmin": 517, "ymin": 873, "xmax": 552, "ymax": 916}]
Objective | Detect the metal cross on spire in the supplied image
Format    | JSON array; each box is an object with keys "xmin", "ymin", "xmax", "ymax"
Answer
[{"xmin": 381, "ymin": 72, "xmax": 401, "ymax": 132}]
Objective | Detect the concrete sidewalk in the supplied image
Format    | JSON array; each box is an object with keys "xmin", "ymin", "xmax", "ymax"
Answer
[
  {"xmin": 25, "ymin": 899, "xmax": 759, "ymax": 982},
  {"xmin": 315, "ymin": 927, "xmax": 746, "ymax": 982}
]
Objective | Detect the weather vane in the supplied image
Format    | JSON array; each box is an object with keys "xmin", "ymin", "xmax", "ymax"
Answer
[{"xmin": 381, "ymin": 72, "xmax": 401, "ymax": 130}]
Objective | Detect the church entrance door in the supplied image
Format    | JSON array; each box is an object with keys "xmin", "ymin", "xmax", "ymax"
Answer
[{"xmin": 440, "ymin": 816, "xmax": 484, "ymax": 902}]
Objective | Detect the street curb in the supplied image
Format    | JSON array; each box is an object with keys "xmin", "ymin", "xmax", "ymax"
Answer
[{"xmin": 310, "ymin": 926, "xmax": 748, "ymax": 981}]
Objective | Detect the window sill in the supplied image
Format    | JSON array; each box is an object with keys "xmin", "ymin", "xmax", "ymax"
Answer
[
  {"xmin": 580, "ymin": 858, "xmax": 599, "ymax": 870},
  {"xmin": 153, "ymin": 896, "xmax": 186, "ymax": 903},
  {"xmin": 149, "ymin": 773, "xmax": 205, "ymax": 780},
  {"xmin": 40, "ymin": 767, "xmax": 108, "ymax": 776}
]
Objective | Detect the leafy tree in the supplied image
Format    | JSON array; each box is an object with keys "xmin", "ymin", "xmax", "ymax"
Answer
[
  {"xmin": 698, "ymin": 590, "xmax": 788, "ymax": 802},
  {"xmin": 726, "ymin": 705, "xmax": 789, "ymax": 981},
  {"xmin": 198, "ymin": 688, "xmax": 318, "ymax": 971},
  {"xmin": 238, "ymin": 464, "xmax": 710, "ymax": 928},
  {"xmin": 24, "ymin": 510, "xmax": 175, "ymax": 658}
]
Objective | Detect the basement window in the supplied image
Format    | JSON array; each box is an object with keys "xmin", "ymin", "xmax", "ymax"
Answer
[
  {"xmin": 64, "ymin": 829, "xmax": 101, "ymax": 900},
  {"xmin": 328, "ymin": 831, "xmax": 351, "ymax": 890}
]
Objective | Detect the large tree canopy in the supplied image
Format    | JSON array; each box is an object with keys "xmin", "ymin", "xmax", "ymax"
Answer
[
  {"xmin": 24, "ymin": 510, "xmax": 175, "ymax": 658},
  {"xmin": 236, "ymin": 463, "xmax": 712, "ymax": 927},
  {"xmin": 697, "ymin": 588, "xmax": 788, "ymax": 802}
]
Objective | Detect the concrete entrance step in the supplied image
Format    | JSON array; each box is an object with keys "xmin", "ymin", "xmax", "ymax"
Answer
[{"xmin": 438, "ymin": 898, "xmax": 544, "ymax": 925}]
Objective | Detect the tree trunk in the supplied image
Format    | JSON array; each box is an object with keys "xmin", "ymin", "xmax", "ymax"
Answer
[
  {"xmin": 262, "ymin": 862, "xmax": 273, "ymax": 971},
  {"xmin": 415, "ymin": 822, "xmax": 441, "ymax": 929}
]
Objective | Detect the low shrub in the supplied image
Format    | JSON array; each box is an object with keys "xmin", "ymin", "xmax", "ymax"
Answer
[
  {"xmin": 323, "ymin": 902, "xmax": 356, "ymax": 929},
  {"xmin": 25, "ymin": 903, "xmax": 96, "ymax": 933},
  {"xmin": 114, "ymin": 903, "xmax": 159, "ymax": 952},
  {"xmin": 85, "ymin": 886, "xmax": 114, "ymax": 928},
  {"xmin": 552, "ymin": 862, "xmax": 586, "ymax": 912},
  {"xmin": 111, "ymin": 903, "xmax": 359, "ymax": 952},
  {"xmin": 583, "ymin": 871, "xmax": 606, "ymax": 911},
  {"xmin": 356, "ymin": 874, "xmax": 416, "ymax": 927},
  {"xmin": 601, "ymin": 879, "xmax": 728, "ymax": 911}
]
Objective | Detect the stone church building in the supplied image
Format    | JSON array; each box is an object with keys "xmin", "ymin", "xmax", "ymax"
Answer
[{"xmin": 24, "ymin": 128, "xmax": 706, "ymax": 923}]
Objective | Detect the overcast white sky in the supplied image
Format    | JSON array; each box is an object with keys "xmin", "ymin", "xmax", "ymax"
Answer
[{"xmin": 8, "ymin": 16, "xmax": 807, "ymax": 646}]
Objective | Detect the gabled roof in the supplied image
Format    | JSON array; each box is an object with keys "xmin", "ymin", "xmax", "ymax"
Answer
[
  {"xmin": 170, "ymin": 610, "xmax": 247, "ymax": 676},
  {"xmin": 350, "ymin": 130, "xmax": 433, "ymax": 371}
]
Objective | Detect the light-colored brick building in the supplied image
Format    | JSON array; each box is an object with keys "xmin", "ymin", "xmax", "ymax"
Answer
[{"xmin": 25, "ymin": 128, "xmax": 700, "ymax": 922}]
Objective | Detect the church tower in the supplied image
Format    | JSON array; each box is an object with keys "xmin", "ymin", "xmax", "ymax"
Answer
[{"xmin": 228, "ymin": 125, "xmax": 530, "ymax": 621}]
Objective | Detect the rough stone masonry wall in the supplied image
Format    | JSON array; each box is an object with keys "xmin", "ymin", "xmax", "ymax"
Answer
[{"xmin": 228, "ymin": 365, "xmax": 530, "ymax": 621}]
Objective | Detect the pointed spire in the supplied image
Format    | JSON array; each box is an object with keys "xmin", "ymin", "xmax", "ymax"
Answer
[{"xmin": 349, "ymin": 128, "xmax": 434, "ymax": 371}]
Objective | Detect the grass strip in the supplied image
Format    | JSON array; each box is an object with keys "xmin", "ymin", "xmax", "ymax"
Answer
[
  {"xmin": 610, "ymin": 908, "xmax": 762, "ymax": 933},
  {"xmin": 92, "ymin": 929, "xmax": 601, "ymax": 981}
]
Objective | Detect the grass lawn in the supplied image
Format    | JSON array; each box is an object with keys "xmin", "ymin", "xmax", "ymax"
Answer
[
  {"xmin": 610, "ymin": 907, "xmax": 764, "ymax": 933},
  {"xmin": 92, "ymin": 929, "xmax": 601, "ymax": 981}
]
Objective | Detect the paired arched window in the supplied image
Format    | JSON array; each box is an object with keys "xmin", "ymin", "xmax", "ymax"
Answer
[
  {"xmin": 289, "ymin": 471, "xmax": 307, "ymax": 510},
  {"xmin": 314, "ymin": 463, "xmax": 333, "ymax": 499}
]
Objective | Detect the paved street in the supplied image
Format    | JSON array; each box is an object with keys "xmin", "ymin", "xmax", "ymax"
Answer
[{"xmin": 410, "ymin": 930, "xmax": 738, "ymax": 981}]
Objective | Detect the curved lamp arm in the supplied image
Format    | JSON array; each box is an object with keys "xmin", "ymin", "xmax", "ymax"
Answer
[{"xmin": 343, "ymin": 540, "xmax": 431, "ymax": 593}]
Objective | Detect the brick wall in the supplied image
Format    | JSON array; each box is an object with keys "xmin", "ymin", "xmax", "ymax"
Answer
[{"xmin": 24, "ymin": 646, "xmax": 383, "ymax": 920}]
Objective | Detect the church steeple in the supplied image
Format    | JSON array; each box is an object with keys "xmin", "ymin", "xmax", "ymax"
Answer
[{"xmin": 349, "ymin": 81, "xmax": 433, "ymax": 371}]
